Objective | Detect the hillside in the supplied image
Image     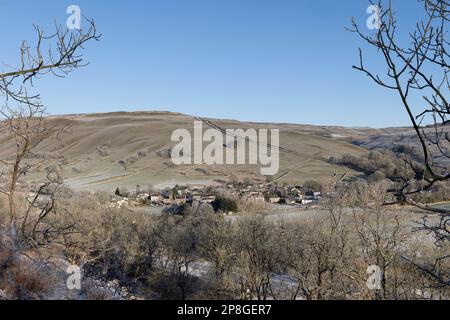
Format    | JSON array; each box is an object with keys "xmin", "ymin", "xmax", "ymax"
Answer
[
  {"xmin": 353, "ymin": 125, "xmax": 450, "ymax": 166},
  {"xmin": 0, "ymin": 111, "xmax": 381, "ymax": 191}
]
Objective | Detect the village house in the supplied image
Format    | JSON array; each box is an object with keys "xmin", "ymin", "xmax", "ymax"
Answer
[
  {"xmin": 285, "ymin": 198, "xmax": 297, "ymax": 205},
  {"xmin": 250, "ymin": 196, "xmax": 266, "ymax": 203},
  {"xmin": 112, "ymin": 179, "xmax": 322, "ymax": 211},
  {"xmin": 136, "ymin": 193, "xmax": 150, "ymax": 205},
  {"xmin": 200, "ymin": 196, "xmax": 216, "ymax": 204},
  {"xmin": 269, "ymin": 197, "xmax": 281, "ymax": 204}
]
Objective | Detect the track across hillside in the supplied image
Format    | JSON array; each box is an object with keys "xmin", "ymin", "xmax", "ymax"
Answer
[{"xmin": 193, "ymin": 116, "xmax": 300, "ymax": 156}]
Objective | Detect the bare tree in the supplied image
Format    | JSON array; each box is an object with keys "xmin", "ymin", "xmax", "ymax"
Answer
[
  {"xmin": 197, "ymin": 213, "xmax": 236, "ymax": 299},
  {"xmin": 349, "ymin": 183, "xmax": 404, "ymax": 299},
  {"xmin": 286, "ymin": 192, "xmax": 352, "ymax": 300},
  {"xmin": 350, "ymin": 0, "xmax": 450, "ymax": 213},
  {"xmin": 351, "ymin": 0, "xmax": 450, "ymax": 290},
  {"xmin": 232, "ymin": 215, "xmax": 288, "ymax": 300},
  {"xmin": 0, "ymin": 20, "xmax": 99, "ymax": 107},
  {"xmin": 0, "ymin": 19, "xmax": 100, "ymax": 237}
]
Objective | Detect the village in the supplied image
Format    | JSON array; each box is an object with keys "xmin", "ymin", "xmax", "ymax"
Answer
[{"xmin": 109, "ymin": 181, "xmax": 323, "ymax": 212}]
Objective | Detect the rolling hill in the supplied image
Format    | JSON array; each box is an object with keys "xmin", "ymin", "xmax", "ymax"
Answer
[{"xmin": 0, "ymin": 111, "xmax": 407, "ymax": 191}]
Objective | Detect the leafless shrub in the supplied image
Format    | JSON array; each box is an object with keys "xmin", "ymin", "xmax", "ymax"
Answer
[
  {"xmin": 127, "ymin": 156, "xmax": 139, "ymax": 165},
  {"xmin": 157, "ymin": 148, "xmax": 172, "ymax": 159},
  {"xmin": 96, "ymin": 145, "xmax": 110, "ymax": 157},
  {"xmin": 238, "ymin": 195, "xmax": 268, "ymax": 213},
  {"xmin": 137, "ymin": 150, "xmax": 147, "ymax": 158},
  {"xmin": 157, "ymin": 216, "xmax": 200, "ymax": 299},
  {"xmin": 118, "ymin": 160, "xmax": 127, "ymax": 171},
  {"xmin": 0, "ymin": 231, "xmax": 54, "ymax": 299},
  {"xmin": 72, "ymin": 166, "xmax": 82, "ymax": 174}
]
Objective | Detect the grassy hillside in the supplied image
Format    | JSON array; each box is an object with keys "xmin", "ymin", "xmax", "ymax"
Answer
[{"xmin": 0, "ymin": 111, "xmax": 371, "ymax": 191}]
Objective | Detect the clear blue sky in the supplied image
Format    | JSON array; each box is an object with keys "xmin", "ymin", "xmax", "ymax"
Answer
[{"xmin": 0, "ymin": 0, "xmax": 424, "ymax": 127}]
